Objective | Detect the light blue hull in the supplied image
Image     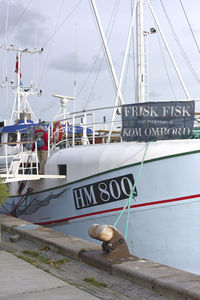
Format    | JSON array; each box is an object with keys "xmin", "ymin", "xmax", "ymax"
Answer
[{"xmin": 2, "ymin": 150, "xmax": 200, "ymax": 275}]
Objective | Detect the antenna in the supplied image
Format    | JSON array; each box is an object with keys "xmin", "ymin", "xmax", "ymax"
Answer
[
  {"xmin": 52, "ymin": 94, "xmax": 75, "ymax": 126},
  {"xmin": 1, "ymin": 45, "xmax": 44, "ymax": 124},
  {"xmin": 53, "ymin": 94, "xmax": 74, "ymax": 116},
  {"xmin": 4, "ymin": 0, "xmax": 10, "ymax": 124},
  {"xmin": 74, "ymin": 23, "xmax": 77, "ymax": 113}
]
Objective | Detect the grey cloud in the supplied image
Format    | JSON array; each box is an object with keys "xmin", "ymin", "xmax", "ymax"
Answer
[
  {"xmin": 50, "ymin": 53, "xmax": 107, "ymax": 73},
  {"xmin": 149, "ymin": 90, "xmax": 161, "ymax": 98},
  {"xmin": 0, "ymin": 1, "xmax": 49, "ymax": 46}
]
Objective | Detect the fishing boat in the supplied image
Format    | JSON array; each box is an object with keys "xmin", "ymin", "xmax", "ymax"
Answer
[{"xmin": 1, "ymin": 0, "xmax": 200, "ymax": 275}]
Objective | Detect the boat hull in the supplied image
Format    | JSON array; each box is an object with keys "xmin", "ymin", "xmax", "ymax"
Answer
[{"xmin": 2, "ymin": 146, "xmax": 200, "ymax": 275}]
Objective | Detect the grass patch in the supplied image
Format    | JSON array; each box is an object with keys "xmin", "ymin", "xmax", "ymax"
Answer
[
  {"xmin": 22, "ymin": 250, "xmax": 70, "ymax": 268},
  {"xmin": 7, "ymin": 251, "xmax": 70, "ymax": 285},
  {"xmin": 84, "ymin": 277, "xmax": 108, "ymax": 288},
  {"xmin": 39, "ymin": 245, "xmax": 50, "ymax": 251},
  {"xmin": 18, "ymin": 255, "xmax": 37, "ymax": 265},
  {"xmin": 78, "ymin": 249, "xmax": 87, "ymax": 256}
]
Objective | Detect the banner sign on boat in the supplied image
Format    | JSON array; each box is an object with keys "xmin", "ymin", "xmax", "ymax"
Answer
[
  {"xmin": 73, "ymin": 174, "xmax": 137, "ymax": 210},
  {"xmin": 121, "ymin": 101, "xmax": 195, "ymax": 141}
]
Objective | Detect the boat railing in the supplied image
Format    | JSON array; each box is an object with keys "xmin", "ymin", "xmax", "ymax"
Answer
[
  {"xmin": 48, "ymin": 105, "xmax": 122, "ymax": 153},
  {"xmin": 0, "ymin": 140, "xmax": 39, "ymax": 181},
  {"xmin": 47, "ymin": 102, "xmax": 200, "ymax": 153}
]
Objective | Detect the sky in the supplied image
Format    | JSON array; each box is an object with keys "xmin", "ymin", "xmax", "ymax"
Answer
[{"xmin": 0, "ymin": 0, "xmax": 200, "ymax": 123}]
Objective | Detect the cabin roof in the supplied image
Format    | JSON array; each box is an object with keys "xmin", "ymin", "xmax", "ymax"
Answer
[{"xmin": 0, "ymin": 123, "xmax": 41, "ymax": 133}]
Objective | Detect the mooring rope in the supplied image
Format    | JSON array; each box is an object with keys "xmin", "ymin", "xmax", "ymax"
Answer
[{"xmin": 113, "ymin": 142, "xmax": 149, "ymax": 240}]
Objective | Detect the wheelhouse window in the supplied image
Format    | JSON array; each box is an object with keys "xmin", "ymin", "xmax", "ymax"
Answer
[
  {"xmin": 8, "ymin": 133, "xmax": 17, "ymax": 146},
  {"xmin": 21, "ymin": 132, "xmax": 28, "ymax": 141},
  {"xmin": 58, "ymin": 164, "xmax": 67, "ymax": 176}
]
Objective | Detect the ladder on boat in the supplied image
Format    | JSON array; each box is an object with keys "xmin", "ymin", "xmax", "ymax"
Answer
[{"xmin": 0, "ymin": 141, "xmax": 65, "ymax": 183}]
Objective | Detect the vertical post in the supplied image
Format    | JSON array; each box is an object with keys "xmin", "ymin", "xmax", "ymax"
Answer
[
  {"xmin": 17, "ymin": 51, "xmax": 21, "ymax": 120},
  {"xmin": 82, "ymin": 112, "xmax": 87, "ymax": 145},
  {"xmin": 61, "ymin": 98, "xmax": 68, "ymax": 148},
  {"xmin": 48, "ymin": 125, "xmax": 51, "ymax": 157},
  {"xmin": 5, "ymin": 143, "xmax": 8, "ymax": 179},
  {"xmin": 74, "ymin": 24, "xmax": 77, "ymax": 113},
  {"xmin": 72, "ymin": 115, "xmax": 75, "ymax": 147},
  {"xmin": 21, "ymin": 143, "xmax": 24, "ymax": 175},
  {"xmin": 137, "ymin": 0, "xmax": 145, "ymax": 102},
  {"xmin": 35, "ymin": 142, "xmax": 39, "ymax": 175},
  {"xmin": 107, "ymin": 0, "xmax": 137, "ymax": 142},
  {"xmin": 92, "ymin": 113, "xmax": 95, "ymax": 144},
  {"xmin": 17, "ymin": 131, "xmax": 20, "ymax": 151},
  {"xmin": 65, "ymin": 119, "xmax": 68, "ymax": 148},
  {"xmin": 4, "ymin": 1, "xmax": 10, "ymax": 124},
  {"xmin": 24, "ymin": 92, "xmax": 27, "ymax": 124}
]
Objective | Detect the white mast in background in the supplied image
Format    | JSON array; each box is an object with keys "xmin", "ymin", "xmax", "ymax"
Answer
[
  {"xmin": 1, "ymin": 45, "xmax": 43, "ymax": 124},
  {"xmin": 136, "ymin": 0, "xmax": 190, "ymax": 101},
  {"xmin": 136, "ymin": 0, "xmax": 147, "ymax": 102}
]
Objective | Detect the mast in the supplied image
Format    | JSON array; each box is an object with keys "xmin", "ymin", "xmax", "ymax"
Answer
[
  {"xmin": 4, "ymin": 0, "xmax": 10, "ymax": 123},
  {"xmin": 136, "ymin": 0, "xmax": 190, "ymax": 102},
  {"xmin": 16, "ymin": 50, "xmax": 21, "ymax": 121},
  {"xmin": 136, "ymin": 0, "xmax": 147, "ymax": 103},
  {"xmin": 1, "ymin": 45, "xmax": 43, "ymax": 124}
]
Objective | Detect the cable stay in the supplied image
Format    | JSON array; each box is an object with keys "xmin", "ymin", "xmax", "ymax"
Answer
[
  {"xmin": 156, "ymin": 26, "xmax": 177, "ymax": 99},
  {"xmin": 160, "ymin": 0, "xmax": 200, "ymax": 83},
  {"xmin": 46, "ymin": 0, "xmax": 83, "ymax": 46},
  {"xmin": 179, "ymin": 0, "xmax": 200, "ymax": 56},
  {"xmin": 81, "ymin": 0, "xmax": 120, "ymax": 110},
  {"xmin": 6, "ymin": 0, "xmax": 33, "ymax": 39}
]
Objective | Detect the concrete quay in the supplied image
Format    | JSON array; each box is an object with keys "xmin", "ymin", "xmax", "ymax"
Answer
[
  {"xmin": 1, "ymin": 213, "xmax": 200, "ymax": 300},
  {"xmin": 0, "ymin": 251, "xmax": 99, "ymax": 300}
]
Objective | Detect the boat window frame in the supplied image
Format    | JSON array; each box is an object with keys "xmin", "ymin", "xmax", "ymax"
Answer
[
  {"xmin": 8, "ymin": 132, "xmax": 17, "ymax": 146},
  {"xmin": 58, "ymin": 164, "xmax": 67, "ymax": 176}
]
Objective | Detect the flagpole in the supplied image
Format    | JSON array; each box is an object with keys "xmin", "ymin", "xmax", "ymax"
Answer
[
  {"xmin": 17, "ymin": 51, "xmax": 21, "ymax": 121},
  {"xmin": 1, "ymin": 45, "xmax": 43, "ymax": 123},
  {"xmin": 4, "ymin": 0, "xmax": 10, "ymax": 124}
]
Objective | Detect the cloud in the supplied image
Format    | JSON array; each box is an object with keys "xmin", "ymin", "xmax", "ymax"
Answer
[
  {"xmin": 0, "ymin": 1, "xmax": 50, "ymax": 46},
  {"xmin": 49, "ymin": 53, "xmax": 107, "ymax": 73},
  {"xmin": 149, "ymin": 90, "xmax": 161, "ymax": 98}
]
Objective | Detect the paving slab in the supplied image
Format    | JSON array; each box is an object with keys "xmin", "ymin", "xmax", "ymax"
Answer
[
  {"xmin": 0, "ymin": 230, "xmax": 172, "ymax": 300},
  {"xmin": 0, "ymin": 251, "xmax": 99, "ymax": 300},
  {"xmin": 1, "ymin": 213, "xmax": 200, "ymax": 300},
  {"xmin": 2, "ymin": 286, "xmax": 100, "ymax": 300},
  {"xmin": 0, "ymin": 251, "xmax": 67, "ymax": 297}
]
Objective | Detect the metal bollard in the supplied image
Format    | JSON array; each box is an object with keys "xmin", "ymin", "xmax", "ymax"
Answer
[{"xmin": 88, "ymin": 224, "xmax": 130, "ymax": 260}]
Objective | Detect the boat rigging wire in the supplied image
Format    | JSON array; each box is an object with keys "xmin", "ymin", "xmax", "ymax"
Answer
[
  {"xmin": 4, "ymin": 0, "xmax": 10, "ymax": 123},
  {"xmin": 7, "ymin": 0, "xmax": 33, "ymax": 38},
  {"xmin": 81, "ymin": 0, "xmax": 120, "ymax": 109},
  {"xmin": 39, "ymin": 0, "xmax": 65, "ymax": 86},
  {"xmin": 179, "ymin": 0, "xmax": 200, "ymax": 56},
  {"xmin": 46, "ymin": 0, "xmax": 83, "ymax": 46},
  {"xmin": 160, "ymin": 0, "xmax": 200, "ymax": 83},
  {"xmin": 38, "ymin": 0, "xmax": 83, "ymax": 113},
  {"xmin": 156, "ymin": 25, "xmax": 177, "ymax": 99},
  {"xmin": 121, "ymin": 0, "xmax": 135, "ymax": 99}
]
